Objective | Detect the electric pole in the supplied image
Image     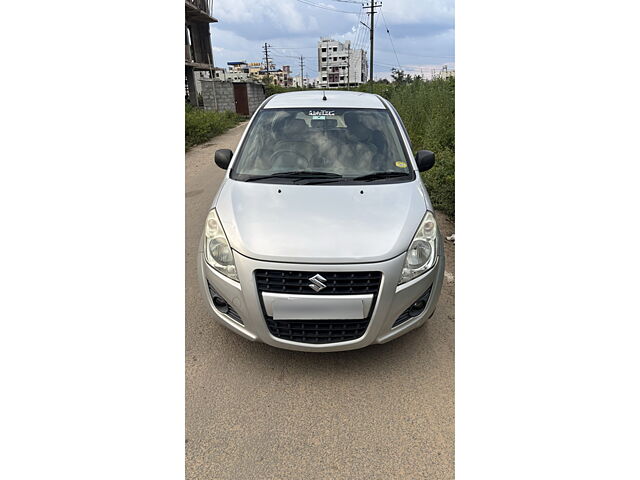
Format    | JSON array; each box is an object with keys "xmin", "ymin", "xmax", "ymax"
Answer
[
  {"xmin": 363, "ymin": 2, "xmax": 382, "ymax": 85},
  {"xmin": 299, "ymin": 55, "xmax": 305, "ymax": 89},
  {"xmin": 263, "ymin": 43, "xmax": 272, "ymax": 82}
]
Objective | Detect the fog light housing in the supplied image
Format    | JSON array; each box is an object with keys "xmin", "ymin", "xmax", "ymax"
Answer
[
  {"xmin": 212, "ymin": 295, "xmax": 229, "ymax": 313},
  {"xmin": 392, "ymin": 287, "xmax": 433, "ymax": 328},
  {"xmin": 408, "ymin": 299, "xmax": 427, "ymax": 317},
  {"xmin": 206, "ymin": 281, "xmax": 244, "ymax": 325}
]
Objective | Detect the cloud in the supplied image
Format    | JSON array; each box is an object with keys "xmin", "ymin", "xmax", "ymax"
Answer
[{"xmin": 208, "ymin": 0, "xmax": 454, "ymax": 79}]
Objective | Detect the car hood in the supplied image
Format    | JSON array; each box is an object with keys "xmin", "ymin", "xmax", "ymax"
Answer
[{"xmin": 214, "ymin": 179, "xmax": 428, "ymax": 264}]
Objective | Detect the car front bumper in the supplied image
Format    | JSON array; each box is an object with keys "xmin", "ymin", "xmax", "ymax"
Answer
[{"xmin": 197, "ymin": 235, "xmax": 445, "ymax": 352}]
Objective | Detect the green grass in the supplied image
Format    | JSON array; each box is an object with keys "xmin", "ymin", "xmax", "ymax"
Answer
[{"xmin": 185, "ymin": 104, "xmax": 243, "ymax": 150}]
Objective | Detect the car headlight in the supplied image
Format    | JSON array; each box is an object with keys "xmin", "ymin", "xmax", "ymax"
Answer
[
  {"xmin": 399, "ymin": 211, "xmax": 438, "ymax": 284},
  {"xmin": 204, "ymin": 209, "xmax": 238, "ymax": 281}
]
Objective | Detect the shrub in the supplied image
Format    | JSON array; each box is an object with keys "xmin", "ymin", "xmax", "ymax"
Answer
[
  {"xmin": 358, "ymin": 77, "xmax": 455, "ymax": 216},
  {"xmin": 185, "ymin": 105, "xmax": 242, "ymax": 150}
]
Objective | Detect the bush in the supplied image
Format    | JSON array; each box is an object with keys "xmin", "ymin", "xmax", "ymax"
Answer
[
  {"xmin": 185, "ymin": 105, "xmax": 242, "ymax": 150},
  {"xmin": 264, "ymin": 83, "xmax": 305, "ymax": 97},
  {"xmin": 357, "ymin": 77, "xmax": 455, "ymax": 216}
]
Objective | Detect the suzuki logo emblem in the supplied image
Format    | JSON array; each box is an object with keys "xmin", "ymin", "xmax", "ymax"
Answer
[{"xmin": 308, "ymin": 274, "xmax": 327, "ymax": 292}]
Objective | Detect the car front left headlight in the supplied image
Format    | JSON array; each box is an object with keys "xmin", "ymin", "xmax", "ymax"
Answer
[
  {"xmin": 399, "ymin": 211, "xmax": 438, "ymax": 285},
  {"xmin": 204, "ymin": 209, "xmax": 238, "ymax": 281}
]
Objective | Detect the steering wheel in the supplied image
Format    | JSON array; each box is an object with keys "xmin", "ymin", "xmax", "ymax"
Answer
[{"xmin": 268, "ymin": 150, "xmax": 310, "ymax": 169}]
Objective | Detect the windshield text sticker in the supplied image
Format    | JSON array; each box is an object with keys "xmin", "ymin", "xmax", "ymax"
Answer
[{"xmin": 308, "ymin": 110, "xmax": 335, "ymax": 116}]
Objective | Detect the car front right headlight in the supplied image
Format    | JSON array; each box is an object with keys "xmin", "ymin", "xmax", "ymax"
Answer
[
  {"xmin": 399, "ymin": 211, "xmax": 438, "ymax": 285},
  {"xmin": 204, "ymin": 209, "xmax": 238, "ymax": 281}
]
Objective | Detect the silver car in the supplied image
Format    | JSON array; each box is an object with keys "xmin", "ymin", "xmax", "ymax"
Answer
[{"xmin": 197, "ymin": 90, "xmax": 445, "ymax": 351}]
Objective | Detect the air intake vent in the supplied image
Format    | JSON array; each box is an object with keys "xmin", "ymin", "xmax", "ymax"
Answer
[{"xmin": 265, "ymin": 318, "xmax": 369, "ymax": 344}]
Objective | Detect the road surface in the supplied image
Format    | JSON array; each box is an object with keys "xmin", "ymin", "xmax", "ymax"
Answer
[{"xmin": 185, "ymin": 121, "xmax": 455, "ymax": 479}]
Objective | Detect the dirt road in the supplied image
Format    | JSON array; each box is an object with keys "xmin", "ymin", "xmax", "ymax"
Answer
[{"xmin": 185, "ymin": 122, "xmax": 455, "ymax": 479}]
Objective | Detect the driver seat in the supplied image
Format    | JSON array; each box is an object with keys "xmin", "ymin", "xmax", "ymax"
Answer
[{"xmin": 271, "ymin": 118, "xmax": 317, "ymax": 170}]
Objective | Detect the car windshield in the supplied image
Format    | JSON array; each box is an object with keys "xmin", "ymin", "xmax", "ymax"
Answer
[{"xmin": 230, "ymin": 108, "xmax": 414, "ymax": 184}]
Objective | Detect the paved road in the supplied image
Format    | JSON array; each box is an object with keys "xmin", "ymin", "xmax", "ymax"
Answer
[{"xmin": 186, "ymin": 122, "xmax": 455, "ymax": 480}]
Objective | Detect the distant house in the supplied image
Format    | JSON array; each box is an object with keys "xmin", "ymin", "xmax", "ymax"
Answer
[{"xmin": 185, "ymin": 0, "xmax": 218, "ymax": 104}]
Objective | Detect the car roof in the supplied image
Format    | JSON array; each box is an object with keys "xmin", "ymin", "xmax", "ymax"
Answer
[{"xmin": 264, "ymin": 90, "xmax": 386, "ymax": 109}]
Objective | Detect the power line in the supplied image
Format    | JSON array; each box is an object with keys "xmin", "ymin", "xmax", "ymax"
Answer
[
  {"xmin": 380, "ymin": 10, "xmax": 400, "ymax": 70},
  {"xmin": 295, "ymin": 0, "xmax": 360, "ymax": 14}
]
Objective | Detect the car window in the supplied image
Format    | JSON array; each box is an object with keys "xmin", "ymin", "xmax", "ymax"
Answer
[{"xmin": 230, "ymin": 108, "xmax": 413, "ymax": 183}]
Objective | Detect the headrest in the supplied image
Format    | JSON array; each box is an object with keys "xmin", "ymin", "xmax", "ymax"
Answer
[
  {"xmin": 343, "ymin": 112, "xmax": 369, "ymax": 141},
  {"xmin": 282, "ymin": 118, "xmax": 308, "ymax": 136}
]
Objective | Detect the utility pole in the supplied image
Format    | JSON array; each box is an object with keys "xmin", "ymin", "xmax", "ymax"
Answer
[
  {"xmin": 299, "ymin": 55, "xmax": 305, "ymax": 89},
  {"xmin": 362, "ymin": 2, "xmax": 382, "ymax": 85},
  {"xmin": 263, "ymin": 43, "xmax": 271, "ymax": 82}
]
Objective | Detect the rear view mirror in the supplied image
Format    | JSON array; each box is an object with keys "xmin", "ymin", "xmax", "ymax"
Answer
[
  {"xmin": 415, "ymin": 150, "xmax": 435, "ymax": 172},
  {"xmin": 214, "ymin": 149, "xmax": 233, "ymax": 170}
]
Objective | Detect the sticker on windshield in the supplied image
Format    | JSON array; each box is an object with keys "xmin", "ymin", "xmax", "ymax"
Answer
[
  {"xmin": 395, "ymin": 161, "xmax": 407, "ymax": 168},
  {"xmin": 312, "ymin": 115, "xmax": 326, "ymax": 120},
  {"xmin": 308, "ymin": 109, "xmax": 335, "ymax": 116}
]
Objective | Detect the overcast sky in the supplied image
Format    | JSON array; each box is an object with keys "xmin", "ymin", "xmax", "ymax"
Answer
[{"xmin": 209, "ymin": 0, "xmax": 454, "ymax": 80}]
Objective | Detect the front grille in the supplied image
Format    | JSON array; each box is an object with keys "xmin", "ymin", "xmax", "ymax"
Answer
[
  {"xmin": 207, "ymin": 281, "xmax": 243, "ymax": 325},
  {"xmin": 255, "ymin": 270, "xmax": 382, "ymax": 295},
  {"xmin": 265, "ymin": 318, "xmax": 370, "ymax": 344}
]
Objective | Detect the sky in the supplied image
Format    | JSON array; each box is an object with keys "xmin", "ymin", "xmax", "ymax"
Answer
[{"xmin": 209, "ymin": 0, "xmax": 454, "ymax": 81}]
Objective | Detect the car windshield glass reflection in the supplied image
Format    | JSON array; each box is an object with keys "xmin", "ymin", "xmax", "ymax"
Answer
[{"xmin": 230, "ymin": 108, "xmax": 413, "ymax": 184}]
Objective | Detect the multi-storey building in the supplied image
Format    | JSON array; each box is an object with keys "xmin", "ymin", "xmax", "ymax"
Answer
[
  {"xmin": 185, "ymin": 0, "xmax": 218, "ymax": 104},
  {"xmin": 317, "ymin": 38, "xmax": 367, "ymax": 88},
  {"xmin": 431, "ymin": 65, "xmax": 455, "ymax": 80}
]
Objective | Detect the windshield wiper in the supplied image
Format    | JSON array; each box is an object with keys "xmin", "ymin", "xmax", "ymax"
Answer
[
  {"xmin": 244, "ymin": 171, "xmax": 343, "ymax": 183},
  {"xmin": 350, "ymin": 171, "xmax": 410, "ymax": 182}
]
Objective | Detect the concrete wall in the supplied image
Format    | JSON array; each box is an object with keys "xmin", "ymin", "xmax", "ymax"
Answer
[
  {"xmin": 200, "ymin": 80, "xmax": 235, "ymax": 112},
  {"xmin": 246, "ymin": 83, "xmax": 266, "ymax": 115},
  {"xmin": 201, "ymin": 80, "xmax": 266, "ymax": 115}
]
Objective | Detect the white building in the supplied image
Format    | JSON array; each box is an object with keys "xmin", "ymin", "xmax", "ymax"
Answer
[
  {"xmin": 317, "ymin": 38, "xmax": 367, "ymax": 88},
  {"xmin": 431, "ymin": 65, "xmax": 455, "ymax": 80},
  {"xmin": 292, "ymin": 75, "xmax": 315, "ymax": 88}
]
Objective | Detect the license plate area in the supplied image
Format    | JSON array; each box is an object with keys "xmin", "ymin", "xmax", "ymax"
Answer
[{"xmin": 262, "ymin": 293, "xmax": 373, "ymax": 320}]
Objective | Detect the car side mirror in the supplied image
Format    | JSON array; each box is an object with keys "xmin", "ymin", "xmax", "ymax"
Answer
[
  {"xmin": 415, "ymin": 150, "xmax": 435, "ymax": 172},
  {"xmin": 214, "ymin": 149, "xmax": 233, "ymax": 170}
]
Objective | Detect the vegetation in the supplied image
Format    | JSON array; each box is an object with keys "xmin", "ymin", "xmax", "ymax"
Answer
[
  {"xmin": 264, "ymin": 83, "xmax": 306, "ymax": 97},
  {"xmin": 266, "ymin": 74, "xmax": 455, "ymax": 216},
  {"xmin": 185, "ymin": 104, "xmax": 242, "ymax": 150},
  {"xmin": 356, "ymin": 74, "xmax": 455, "ymax": 217},
  {"xmin": 187, "ymin": 73, "xmax": 454, "ymax": 215}
]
